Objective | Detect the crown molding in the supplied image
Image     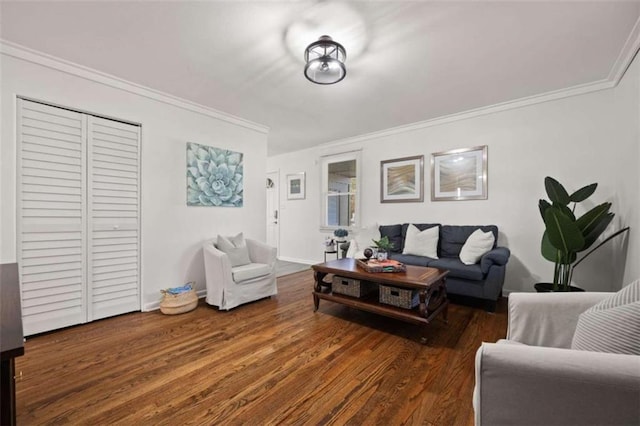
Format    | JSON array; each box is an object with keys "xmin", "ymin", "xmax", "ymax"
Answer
[
  {"xmin": 608, "ymin": 15, "xmax": 640, "ymax": 83},
  {"xmin": 321, "ymin": 16, "xmax": 640, "ymax": 150},
  {"xmin": 321, "ymin": 78, "xmax": 616, "ymax": 148},
  {"xmin": 0, "ymin": 40, "xmax": 270, "ymax": 134}
]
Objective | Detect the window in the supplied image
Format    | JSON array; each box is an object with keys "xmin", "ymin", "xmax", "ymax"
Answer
[{"xmin": 320, "ymin": 151, "xmax": 360, "ymax": 230}]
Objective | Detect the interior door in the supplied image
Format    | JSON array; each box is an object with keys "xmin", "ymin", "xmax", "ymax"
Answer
[
  {"xmin": 17, "ymin": 99, "xmax": 88, "ymax": 335},
  {"xmin": 266, "ymin": 171, "xmax": 280, "ymax": 255},
  {"xmin": 87, "ymin": 116, "xmax": 141, "ymax": 321},
  {"xmin": 17, "ymin": 99, "xmax": 141, "ymax": 335}
]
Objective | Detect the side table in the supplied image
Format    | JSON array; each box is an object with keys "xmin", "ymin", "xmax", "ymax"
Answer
[{"xmin": 324, "ymin": 240, "xmax": 346, "ymax": 262}]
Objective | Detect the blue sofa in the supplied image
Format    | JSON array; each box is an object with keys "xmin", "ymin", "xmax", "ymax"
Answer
[{"xmin": 379, "ymin": 223, "xmax": 510, "ymax": 311}]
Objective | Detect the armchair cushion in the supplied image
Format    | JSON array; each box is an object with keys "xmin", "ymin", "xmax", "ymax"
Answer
[
  {"xmin": 571, "ymin": 279, "xmax": 640, "ymax": 355},
  {"xmin": 232, "ymin": 263, "xmax": 272, "ymax": 283},
  {"xmin": 217, "ymin": 232, "xmax": 251, "ymax": 267}
]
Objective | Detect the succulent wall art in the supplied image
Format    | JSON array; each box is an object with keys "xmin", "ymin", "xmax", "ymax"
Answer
[{"xmin": 187, "ymin": 142, "xmax": 244, "ymax": 207}]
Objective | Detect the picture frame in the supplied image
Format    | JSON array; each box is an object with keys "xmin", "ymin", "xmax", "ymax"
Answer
[
  {"xmin": 186, "ymin": 142, "xmax": 244, "ymax": 207},
  {"xmin": 431, "ymin": 145, "xmax": 488, "ymax": 201},
  {"xmin": 287, "ymin": 172, "xmax": 306, "ymax": 200},
  {"xmin": 380, "ymin": 155, "xmax": 424, "ymax": 203}
]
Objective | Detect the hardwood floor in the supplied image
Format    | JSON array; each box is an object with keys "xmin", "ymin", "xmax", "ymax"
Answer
[{"xmin": 16, "ymin": 270, "xmax": 507, "ymax": 425}]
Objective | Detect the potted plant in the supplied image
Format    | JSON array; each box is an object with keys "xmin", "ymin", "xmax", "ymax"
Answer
[
  {"xmin": 538, "ymin": 176, "xmax": 629, "ymax": 292},
  {"xmin": 372, "ymin": 236, "xmax": 394, "ymax": 261},
  {"xmin": 333, "ymin": 228, "xmax": 349, "ymax": 240}
]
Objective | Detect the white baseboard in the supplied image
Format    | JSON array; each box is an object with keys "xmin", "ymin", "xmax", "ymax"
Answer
[{"xmin": 277, "ymin": 256, "xmax": 318, "ymax": 265}]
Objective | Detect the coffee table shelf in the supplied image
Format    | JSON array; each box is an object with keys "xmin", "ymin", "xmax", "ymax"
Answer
[{"xmin": 312, "ymin": 258, "xmax": 449, "ymax": 344}]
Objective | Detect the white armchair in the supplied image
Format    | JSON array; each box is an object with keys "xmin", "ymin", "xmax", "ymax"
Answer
[
  {"xmin": 474, "ymin": 292, "xmax": 640, "ymax": 426},
  {"xmin": 203, "ymin": 238, "xmax": 277, "ymax": 310}
]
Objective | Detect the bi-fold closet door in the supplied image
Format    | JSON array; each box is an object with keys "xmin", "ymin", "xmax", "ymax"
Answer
[{"xmin": 17, "ymin": 99, "xmax": 141, "ymax": 336}]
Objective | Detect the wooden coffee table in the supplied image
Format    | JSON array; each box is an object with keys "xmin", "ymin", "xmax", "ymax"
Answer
[{"xmin": 312, "ymin": 258, "xmax": 449, "ymax": 344}]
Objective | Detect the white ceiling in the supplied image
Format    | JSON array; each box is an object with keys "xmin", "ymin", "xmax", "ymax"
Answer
[{"xmin": 2, "ymin": 1, "xmax": 639, "ymax": 156}]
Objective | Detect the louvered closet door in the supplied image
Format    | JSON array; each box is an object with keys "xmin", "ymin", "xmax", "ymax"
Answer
[
  {"xmin": 87, "ymin": 116, "xmax": 140, "ymax": 321},
  {"xmin": 17, "ymin": 99, "xmax": 87, "ymax": 335}
]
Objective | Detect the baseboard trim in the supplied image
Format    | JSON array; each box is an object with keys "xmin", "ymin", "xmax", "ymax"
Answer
[{"xmin": 277, "ymin": 256, "xmax": 318, "ymax": 265}]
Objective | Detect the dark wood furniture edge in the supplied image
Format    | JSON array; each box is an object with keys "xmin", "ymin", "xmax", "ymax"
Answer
[{"xmin": 311, "ymin": 259, "xmax": 449, "ymax": 344}]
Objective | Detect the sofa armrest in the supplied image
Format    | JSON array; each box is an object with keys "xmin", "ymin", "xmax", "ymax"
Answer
[
  {"xmin": 479, "ymin": 247, "xmax": 510, "ymax": 274},
  {"xmin": 474, "ymin": 342, "xmax": 640, "ymax": 426},
  {"xmin": 507, "ymin": 292, "xmax": 610, "ymax": 348},
  {"xmin": 246, "ymin": 238, "xmax": 276, "ymax": 268}
]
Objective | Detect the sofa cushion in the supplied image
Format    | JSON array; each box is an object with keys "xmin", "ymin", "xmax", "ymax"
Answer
[
  {"xmin": 217, "ymin": 233, "xmax": 251, "ymax": 267},
  {"xmin": 346, "ymin": 223, "xmax": 380, "ymax": 258},
  {"xmin": 428, "ymin": 258, "xmax": 484, "ymax": 281},
  {"xmin": 379, "ymin": 224, "xmax": 403, "ymax": 253},
  {"xmin": 460, "ymin": 229, "xmax": 495, "ymax": 265},
  {"xmin": 401, "ymin": 223, "xmax": 440, "ymax": 238},
  {"xmin": 232, "ymin": 262, "xmax": 271, "ymax": 282},
  {"xmin": 402, "ymin": 224, "xmax": 439, "ymax": 258},
  {"xmin": 389, "ymin": 253, "xmax": 433, "ymax": 267},
  {"xmin": 440, "ymin": 225, "xmax": 498, "ymax": 258},
  {"xmin": 571, "ymin": 279, "xmax": 640, "ymax": 355}
]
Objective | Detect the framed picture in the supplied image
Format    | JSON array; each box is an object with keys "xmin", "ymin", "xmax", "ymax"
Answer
[
  {"xmin": 431, "ymin": 145, "xmax": 487, "ymax": 201},
  {"xmin": 287, "ymin": 173, "xmax": 306, "ymax": 200},
  {"xmin": 186, "ymin": 142, "xmax": 244, "ymax": 207},
  {"xmin": 380, "ymin": 155, "xmax": 424, "ymax": 203}
]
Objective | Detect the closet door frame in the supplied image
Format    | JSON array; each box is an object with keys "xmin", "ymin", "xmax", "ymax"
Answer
[{"xmin": 16, "ymin": 97, "xmax": 142, "ymax": 335}]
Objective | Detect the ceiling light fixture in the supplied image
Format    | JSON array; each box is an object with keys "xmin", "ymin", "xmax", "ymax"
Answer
[{"xmin": 304, "ymin": 35, "xmax": 346, "ymax": 85}]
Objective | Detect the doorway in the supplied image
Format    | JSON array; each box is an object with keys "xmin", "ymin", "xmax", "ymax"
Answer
[{"xmin": 266, "ymin": 171, "xmax": 280, "ymax": 256}]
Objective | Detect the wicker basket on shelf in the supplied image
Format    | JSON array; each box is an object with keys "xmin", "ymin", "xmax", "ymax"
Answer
[{"xmin": 160, "ymin": 282, "xmax": 198, "ymax": 315}]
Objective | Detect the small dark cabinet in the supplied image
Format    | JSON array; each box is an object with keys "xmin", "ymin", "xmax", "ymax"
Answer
[{"xmin": 1, "ymin": 263, "xmax": 24, "ymax": 426}]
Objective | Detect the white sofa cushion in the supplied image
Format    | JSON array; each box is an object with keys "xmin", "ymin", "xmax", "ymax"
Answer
[
  {"xmin": 217, "ymin": 232, "xmax": 251, "ymax": 267},
  {"xmin": 402, "ymin": 224, "xmax": 438, "ymax": 258},
  {"xmin": 346, "ymin": 223, "xmax": 380, "ymax": 258},
  {"xmin": 460, "ymin": 229, "xmax": 495, "ymax": 265},
  {"xmin": 571, "ymin": 279, "xmax": 640, "ymax": 355},
  {"xmin": 232, "ymin": 263, "xmax": 272, "ymax": 282}
]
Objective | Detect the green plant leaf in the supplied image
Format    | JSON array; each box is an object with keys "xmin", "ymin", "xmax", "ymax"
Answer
[
  {"xmin": 541, "ymin": 231, "xmax": 557, "ymax": 262},
  {"xmin": 539, "ymin": 199, "xmax": 551, "ymax": 221},
  {"xmin": 569, "ymin": 183, "xmax": 597, "ymax": 202},
  {"xmin": 576, "ymin": 202, "xmax": 612, "ymax": 236},
  {"xmin": 372, "ymin": 236, "xmax": 394, "ymax": 251},
  {"xmin": 545, "ymin": 177, "xmax": 570, "ymax": 205},
  {"xmin": 544, "ymin": 206, "xmax": 585, "ymax": 254},
  {"xmin": 582, "ymin": 212, "xmax": 614, "ymax": 250},
  {"xmin": 554, "ymin": 203, "xmax": 576, "ymax": 221}
]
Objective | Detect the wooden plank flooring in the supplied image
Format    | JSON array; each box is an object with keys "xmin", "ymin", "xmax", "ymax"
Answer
[{"xmin": 16, "ymin": 270, "xmax": 507, "ymax": 425}]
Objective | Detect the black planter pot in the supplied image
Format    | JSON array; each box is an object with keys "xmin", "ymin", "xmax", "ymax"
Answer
[{"xmin": 534, "ymin": 282, "xmax": 585, "ymax": 293}]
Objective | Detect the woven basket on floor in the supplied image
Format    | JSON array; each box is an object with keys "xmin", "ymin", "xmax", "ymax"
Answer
[{"xmin": 160, "ymin": 283, "xmax": 198, "ymax": 315}]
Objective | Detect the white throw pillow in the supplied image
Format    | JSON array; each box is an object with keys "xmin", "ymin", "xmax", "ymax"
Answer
[
  {"xmin": 217, "ymin": 232, "xmax": 251, "ymax": 267},
  {"xmin": 402, "ymin": 224, "xmax": 439, "ymax": 258},
  {"xmin": 459, "ymin": 229, "xmax": 495, "ymax": 265},
  {"xmin": 346, "ymin": 223, "xmax": 380, "ymax": 258},
  {"xmin": 571, "ymin": 279, "xmax": 640, "ymax": 355}
]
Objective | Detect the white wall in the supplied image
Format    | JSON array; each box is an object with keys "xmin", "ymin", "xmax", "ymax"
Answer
[
  {"xmin": 269, "ymin": 57, "xmax": 640, "ymax": 293},
  {"xmin": 1, "ymin": 47, "xmax": 269, "ymax": 309},
  {"xmin": 612, "ymin": 54, "xmax": 640, "ymax": 287}
]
